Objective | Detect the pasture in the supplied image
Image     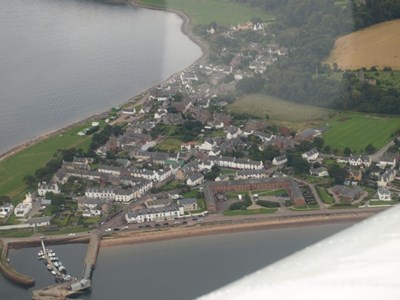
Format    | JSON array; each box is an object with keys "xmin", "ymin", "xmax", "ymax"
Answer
[
  {"xmin": 228, "ymin": 94, "xmax": 335, "ymax": 129},
  {"xmin": 323, "ymin": 112, "xmax": 400, "ymax": 153},
  {"xmin": 0, "ymin": 124, "xmax": 92, "ymax": 199},
  {"xmin": 324, "ymin": 20, "xmax": 400, "ymax": 70},
  {"xmin": 139, "ymin": 0, "xmax": 274, "ymax": 26}
]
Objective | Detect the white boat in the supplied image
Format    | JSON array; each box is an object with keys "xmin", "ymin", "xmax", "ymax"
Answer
[
  {"xmin": 54, "ymin": 262, "xmax": 59, "ymax": 267},
  {"xmin": 51, "ymin": 270, "xmax": 56, "ymax": 275},
  {"xmin": 38, "ymin": 251, "xmax": 43, "ymax": 256}
]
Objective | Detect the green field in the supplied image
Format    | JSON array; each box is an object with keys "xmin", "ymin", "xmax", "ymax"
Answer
[
  {"xmin": 156, "ymin": 138, "xmax": 182, "ymax": 152},
  {"xmin": 139, "ymin": 0, "xmax": 274, "ymax": 26},
  {"xmin": 323, "ymin": 112, "xmax": 400, "ymax": 153},
  {"xmin": 228, "ymin": 94, "xmax": 335, "ymax": 129},
  {"xmin": 0, "ymin": 124, "xmax": 92, "ymax": 199}
]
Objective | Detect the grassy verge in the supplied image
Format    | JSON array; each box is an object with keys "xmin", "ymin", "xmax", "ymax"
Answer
[
  {"xmin": 323, "ymin": 112, "xmax": 400, "ymax": 153},
  {"xmin": 369, "ymin": 200, "xmax": 399, "ymax": 206},
  {"xmin": 223, "ymin": 208, "xmax": 278, "ymax": 216},
  {"xmin": 290, "ymin": 204, "xmax": 320, "ymax": 211},
  {"xmin": 316, "ymin": 186, "xmax": 335, "ymax": 204},
  {"xmin": 0, "ymin": 228, "xmax": 34, "ymax": 238},
  {"xmin": 228, "ymin": 94, "xmax": 335, "ymax": 129},
  {"xmin": 138, "ymin": 0, "xmax": 274, "ymax": 26}
]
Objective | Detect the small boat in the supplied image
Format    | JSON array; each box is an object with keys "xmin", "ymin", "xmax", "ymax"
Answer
[
  {"xmin": 38, "ymin": 251, "xmax": 43, "ymax": 256},
  {"xmin": 54, "ymin": 262, "xmax": 59, "ymax": 267},
  {"xmin": 51, "ymin": 270, "xmax": 56, "ymax": 276}
]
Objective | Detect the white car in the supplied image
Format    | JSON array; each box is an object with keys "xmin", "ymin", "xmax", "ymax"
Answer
[
  {"xmin": 105, "ymin": 228, "xmax": 112, "ymax": 232},
  {"xmin": 68, "ymin": 233, "xmax": 76, "ymax": 236}
]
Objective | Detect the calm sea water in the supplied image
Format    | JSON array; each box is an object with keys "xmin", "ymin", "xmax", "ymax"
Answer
[
  {"xmin": 0, "ymin": 223, "xmax": 352, "ymax": 299},
  {"xmin": 0, "ymin": 0, "xmax": 201, "ymax": 154}
]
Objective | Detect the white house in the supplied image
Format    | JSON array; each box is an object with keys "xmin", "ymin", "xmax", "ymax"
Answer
[
  {"xmin": 377, "ymin": 187, "xmax": 392, "ymax": 201},
  {"xmin": 0, "ymin": 203, "xmax": 14, "ymax": 218},
  {"xmin": 198, "ymin": 160, "xmax": 214, "ymax": 171},
  {"xmin": 302, "ymin": 150, "xmax": 319, "ymax": 162},
  {"xmin": 186, "ymin": 173, "xmax": 204, "ymax": 186},
  {"xmin": 125, "ymin": 204, "xmax": 184, "ymax": 224},
  {"xmin": 37, "ymin": 182, "xmax": 60, "ymax": 196},
  {"xmin": 28, "ymin": 217, "xmax": 51, "ymax": 227},
  {"xmin": 272, "ymin": 155, "xmax": 287, "ymax": 166},
  {"xmin": 97, "ymin": 165, "xmax": 122, "ymax": 176},
  {"xmin": 378, "ymin": 154, "xmax": 397, "ymax": 169},
  {"xmin": 14, "ymin": 193, "xmax": 33, "ymax": 218},
  {"xmin": 310, "ymin": 167, "xmax": 329, "ymax": 177},
  {"xmin": 348, "ymin": 155, "xmax": 372, "ymax": 167},
  {"xmin": 85, "ymin": 188, "xmax": 115, "ymax": 200},
  {"xmin": 226, "ymin": 126, "xmax": 242, "ymax": 140},
  {"xmin": 235, "ymin": 169, "xmax": 267, "ymax": 180}
]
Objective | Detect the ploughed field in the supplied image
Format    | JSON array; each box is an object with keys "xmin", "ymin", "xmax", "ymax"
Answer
[{"xmin": 324, "ymin": 20, "xmax": 400, "ymax": 70}]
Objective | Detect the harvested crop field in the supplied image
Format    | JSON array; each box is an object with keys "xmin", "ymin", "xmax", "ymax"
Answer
[
  {"xmin": 324, "ymin": 20, "xmax": 400, "ymax": 70},
  {"xmin": 227, "ymin": 94, "xmax": 335, "ymax": 129}
]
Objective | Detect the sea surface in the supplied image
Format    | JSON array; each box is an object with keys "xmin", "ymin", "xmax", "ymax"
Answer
[
  {"xmin": 0, "ymin": 223, "xmax": 352, "ymax": 299},
  {"xmin": 0, "ymin": 0, "xmax": 202, "ymax": 154}
]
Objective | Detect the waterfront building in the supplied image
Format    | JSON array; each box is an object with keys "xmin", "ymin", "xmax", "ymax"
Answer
[
  {"xmin": 177, "ymin": 198, "xmax": 198, "ymax": 212},
  {"xmin": 125, "ymin": 204, "xmax": 184, "ymax": 224}
]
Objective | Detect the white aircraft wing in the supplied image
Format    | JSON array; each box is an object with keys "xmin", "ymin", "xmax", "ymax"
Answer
[{"xmin": 199, "ymin": 206, "xmax": 400, "ymax": 300}]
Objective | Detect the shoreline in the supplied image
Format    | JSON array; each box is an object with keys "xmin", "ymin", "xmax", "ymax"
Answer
[
  {"xmin": 0, "ymin": 0, "xmax": 207, "ymax": 162},
  {"xmin": 100, "ymin": 211, "xmax": 372, "ymax": 248}
]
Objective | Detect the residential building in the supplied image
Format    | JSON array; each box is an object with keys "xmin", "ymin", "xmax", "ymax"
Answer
[
  {"xmin": 177, "ymin": 198, "xmax": 198, "ymax": 212},
  {"xmin": 125, "ymin": 204, "xmax": 184, "ymax": 223},
  {"xmin": 37, "ymin": 182, "xmax": 60, "ymax": 196},
  {"xmin": 187, "ymin": 173, "xmax": 204, "ymax": 186},
  {"xmin": 377, "ymin": 187, "xmax": 392, "ymax": 201},
  {"xmin": 272, "ymin": 155, "xmax": 287, "ymax": 166},
  {"xmin": 309, "ymin": 167, "xmax": 329, "ymax": 177}
]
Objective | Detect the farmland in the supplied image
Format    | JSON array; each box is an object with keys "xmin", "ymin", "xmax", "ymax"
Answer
[
  {"xmin": 323, "ymin": 112, "xmax": 400, "ymax": 153},
  {"xmin": 324, "ymin": 20, "xmax": 400, "ymax": 70},
  {"xmin": 138, "ymin": 0, "xmax": 274, "ymax": 26},
  {"xmin": 227, "ymin": 94, "xmax": 335, "ymax": 129}
]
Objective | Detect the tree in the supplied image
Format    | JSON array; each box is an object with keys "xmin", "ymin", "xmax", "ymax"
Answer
[
  {"xmin": 323, "ymin": 145, "xmax": 331, "ymax": 154},
  {"xmin": 365, "ymin": 144, "xmax": 377, "ymax": 154},
  {"xmin": 343, "ymin": 147, "xmax": 352, "ymax": 156},
  {"xmin": 23, "ymin": 175, "xmax": 37, "ymax": 188},
  {"xmin": 313, "ymin": 137, "xmax": 324, "ymax": 151},
  {"xmin": 329, "ymin": 164, "xmax": 347, "ymax": 184},
  {"xmin": 0, "ymin": 195, "xmax": 10, "ymax": 206}
]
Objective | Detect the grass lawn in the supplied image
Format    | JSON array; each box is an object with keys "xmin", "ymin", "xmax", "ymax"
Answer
[
  {"xmin": 228, "ymin": 94, "xmax": 335, "ymax": 129},
  {"xmin": 323, "ymin": 112, "xmax": 400, "ymax": 153},
  {"xmin": 369, "ymin": 200, "xmax": 399, "ymax": 206},
  {"xmin": 156, "ymin": 138, "xmax": 182, "ymax": 152},
  {"xmin": 183, "ymin": 190, "xmax": 198, "ymax": 198},
  {"xmin": 159, "ymin": 180, "xmax": 182, "ymax": 191},
  {"xmin": 197, "ymin": 198, "xmax": 207, "ymax": 210},
  {"xmin": 316, "ymin": 186, "xmax": 335, "ymax": 204},
  {"xmin": 223, "ymin": 208, "xmax": 277, "ymax": 216},
  {"xmin": 290, "ymin": 204, "xmax": 320, "ymax": 211},
  {"xmin": 0, "ymin": 124, "xmax": 92, "ymax": 199},
  {"xmin": 0, "ymin": 228, "xmax": 34, "ymax": 238},
  {"xmin": 256, "ymin": 189, "xmax": 288, "ymax": 196},
  {"xmin": 139, "ymin": 0, "xmax": 274, "ymax": 26}
]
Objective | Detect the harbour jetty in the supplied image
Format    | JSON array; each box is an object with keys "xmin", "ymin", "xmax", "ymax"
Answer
[
  {"xmin": 0, "ymin": 239, "xmax": 35, "ymax": 287},
  {"xmin": 32, "ymin": 233, "xmax": 101, "ymax": 299}
]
